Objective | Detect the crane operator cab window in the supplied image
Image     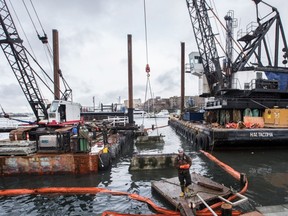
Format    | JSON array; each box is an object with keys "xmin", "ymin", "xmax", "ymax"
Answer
[
  {"xmin": 48, "ymin": 100, "xmax": 66, "ymax": 124},
  {"xmin": 59, "ymin": 104, "xmax": 66, "ymax": 122},
  {"xmin": 49, "ymin": 101, "xmax": 58, "ymax": 113}
]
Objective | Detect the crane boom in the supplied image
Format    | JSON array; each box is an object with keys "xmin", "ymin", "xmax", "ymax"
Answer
[
  {"xmin": 186, "ymin": 0, "xmax": 224, "ymax": 95},
  {"xmin": 232, "ymin": 1, "xmax": 288, "ymax": 72},
  {"xmin": 0, "ymin": 0, "xmax": 48, "ymax": 121},
  {"xmin": 186, "ymin": 0, "xmax": 288, "ymax": 127}
]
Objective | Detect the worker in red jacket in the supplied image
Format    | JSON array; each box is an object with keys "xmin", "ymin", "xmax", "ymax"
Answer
[{"xmin": 174, "ymin": 148, "xmax": 192, "ymax": 197}]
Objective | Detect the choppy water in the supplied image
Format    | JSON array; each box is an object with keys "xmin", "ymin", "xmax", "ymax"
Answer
[
  {"xmin": 0, "ymin": 118, "xmax": 287, "ymax": 215},
  {"xmin": 0, "ymin": 116, "xmax": 36, "ymax": 128}
]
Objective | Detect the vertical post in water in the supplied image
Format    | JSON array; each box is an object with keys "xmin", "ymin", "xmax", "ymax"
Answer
[
  {"xmin": 221, "ymin": 203, "xmax": 232, "ymax": 216},
  {"xmin": 180, "ymin": 42, "xmax": 185, "ymax": 116},
  {"xmin": 127, "ymin": 34, "xmax": 134, "ymax": 124},
  {"xmin": 53, "ymin": 29, "xmax": 60, "ymax": 100}
]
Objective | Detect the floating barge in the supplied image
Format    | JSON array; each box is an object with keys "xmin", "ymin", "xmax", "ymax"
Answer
[
  {"xmin": 0, "ymin": 120, "xmax": 135, "ymax": 176},
  {"xmin": 175, "ymin": 0, "xmax": 288, "ymax": 151},
  {"xmin": 150, "ymin": 150, "xmax": 249, "ymax": 216},
  {"xmin": 129, "ymin": 153, "xmax": 177, "ymax": 171},
  {"xmin": 135, "ymin": 135, "xmax": 165, "ymax": 144},
  {"xmin": 168, "ymin": 115, "xmax": 288, "ymax": 150},
  {"xmin": 152, "ymin": 172, "xmax": 236, "ymax": 215}
]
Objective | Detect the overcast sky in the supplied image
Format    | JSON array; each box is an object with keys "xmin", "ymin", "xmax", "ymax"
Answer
[{"xmin": 0, "ymin": 0, "xmax": 287, "ymax": 113}]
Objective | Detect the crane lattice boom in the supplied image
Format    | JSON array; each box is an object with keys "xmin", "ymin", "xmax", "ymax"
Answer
[
  {"xmin": 186, "ymin": 0, "xmax": 224, "ymax": 95},
  {"xmin": 0, "ymin": 0, "xmax": 48, "ymax": 121}
]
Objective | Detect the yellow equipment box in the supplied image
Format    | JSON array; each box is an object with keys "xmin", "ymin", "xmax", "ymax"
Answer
[{"xmin": 263, "ymin": 108, "xmax": 288, "ymax": 127}]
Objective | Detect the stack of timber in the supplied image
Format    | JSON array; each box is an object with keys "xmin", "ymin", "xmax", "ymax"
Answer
[{"xmin": 0, "ymin": 140, "xmax": 36, "ymax": 156}]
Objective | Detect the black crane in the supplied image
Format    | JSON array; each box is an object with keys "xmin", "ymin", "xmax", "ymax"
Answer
[
  {"xmin": 0, "ymin": 1, "xmax": 79, "ymax": 126},
  {"xmin": 0, "ymin": 0, "xmax": 48, "ymax": 122},
  {"xmin": 186, "ymin": 0, "xmax": 288, "ymax": 125},
  {"xmin": 186, "ymin": 0, "xmax": 224, "ymax": 96},
  {"xmin": 233, "ymin": 0, "xmax": 288, "ymax": 73}
]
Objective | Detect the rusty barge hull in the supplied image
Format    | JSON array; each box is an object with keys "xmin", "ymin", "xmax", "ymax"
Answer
[
  {"xmin": 0, "ymin": 153, "xmax": 99, "ymax": 176},
  {"xmin": 0, "ymin": 130, "xmax": 135, "ymax": 176},
  {"xmin": 169, "ymin": 118, "xmax": 288, "ymax": 150}
]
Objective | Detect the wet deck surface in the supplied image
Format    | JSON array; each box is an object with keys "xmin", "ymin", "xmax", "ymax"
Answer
[{"xmin": 152, "ymin": 172, "xmax": 232, "ymax": 210}]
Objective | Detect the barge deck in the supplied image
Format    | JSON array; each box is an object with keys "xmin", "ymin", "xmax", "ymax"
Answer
[
  {"xmin": 152, "ymin": 172, "xmax": 241, "ymax": 216},
  {"xmin": 0, "ymin": 119, "xmax": 135, "ymax": 176}
]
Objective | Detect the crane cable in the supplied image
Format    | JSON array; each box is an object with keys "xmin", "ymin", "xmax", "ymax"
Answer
[
  {"xmin": 21, "ymin": 0, "xmax": 71, "ymax": 100},
  {"xmin": 22, "ymin": 0, "xmax": 48, "ymax": 44},
  {"xmin": 7, "ymin": 0, "xmax": 47, "ymax": 99},
  {"xmin": 22, "ymin": 0, "xmax": 54, "ymax": 65},
  {"xmin": 22, "ymin": 0, "xmax": 54, "ymax": 98},
  {"xmin": 142, "ymin": 0, "xmax": 150, "ymax": 126},
  {"xmin": 7, "ymin": 0, "xmax": 37, "ymax": 59},
  {"xmin": 25, "ymin": 0, "xmax": 72, "ymax": 101},
  {"xmin": 205, "ymin": 1, "xmax": 243, "ymax": 60},
  {"xmin": 7, "ymin": 0, "xmax": 63, "ymax": 99},
  {"xmin": 143, "ymin": 0, "xmax": 158, "ymax": 135},
  {"xmin": 143, "ymin": 0, "xmax": 150, "ymax": 71}
]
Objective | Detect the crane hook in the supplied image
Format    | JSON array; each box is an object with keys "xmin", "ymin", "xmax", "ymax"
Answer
[{"xmin": 145, "ymin": 63, "xmax": 150, "ymax": 73}]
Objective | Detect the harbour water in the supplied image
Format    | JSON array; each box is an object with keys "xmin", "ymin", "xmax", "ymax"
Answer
[
  {"xmin": 0, "ymin": 115, "xmax": 36, "ymax": 133},
  {"xmin": 0, "ymin": 117, "xmax": 287, "ymax": 215}
]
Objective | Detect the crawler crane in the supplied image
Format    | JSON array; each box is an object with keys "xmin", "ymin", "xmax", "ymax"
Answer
[
  {"xmin": 0, "ymin": 0, "xmax": 81, "ymax": 152},
  {"xmin": 186, "ymin": 0, "xmax": 288, "ymax": 125}
]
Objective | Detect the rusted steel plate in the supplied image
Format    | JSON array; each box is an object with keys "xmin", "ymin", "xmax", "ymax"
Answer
[{"xmin": 0, "ymin": 153, "xmax": 98, "ymax": 176}]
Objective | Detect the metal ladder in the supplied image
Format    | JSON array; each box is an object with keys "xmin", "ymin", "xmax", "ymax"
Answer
[{"xmin": 217, "ymin": 192, "xmax": 248, "ymax": 206}]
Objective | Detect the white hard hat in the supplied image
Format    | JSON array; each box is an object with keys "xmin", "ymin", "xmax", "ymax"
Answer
[{"xmin": 178, "ymin": 148, "xmax": 184, "ymax": 153}]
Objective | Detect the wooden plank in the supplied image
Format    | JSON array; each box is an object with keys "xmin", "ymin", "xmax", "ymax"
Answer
[
  {"xmin": 178, "ymin": 199, "xmax": 195, "ymax": 216},
  {"xmin": 197, "ymin": 181, "xmax": 223, "ymax": 191}
]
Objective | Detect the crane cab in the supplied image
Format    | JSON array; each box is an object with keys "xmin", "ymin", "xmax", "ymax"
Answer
[{"xmin": 47, "ymin": 100, "xmax": 81, "ymax": 125}]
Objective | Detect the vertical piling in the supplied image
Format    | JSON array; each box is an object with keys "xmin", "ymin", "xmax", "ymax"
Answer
[
  {"xmin": 221, "ymin": 203, "xmax": 232, "ymax": 216},
  {"xmin": 180, "ymin": 42, "xmax": 185, "ymax": 114},
  {"xmin": 127, "ymin": 34, "xmax": 134, "ymax": 124},
  {"xmin": 53, "ymin": 29, "xmax": 60, "ymax": 100}
]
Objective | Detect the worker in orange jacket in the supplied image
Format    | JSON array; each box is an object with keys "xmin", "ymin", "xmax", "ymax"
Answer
[{"xmin": 174, "ymin": 148, "xmax": 192, "ymax": 197}]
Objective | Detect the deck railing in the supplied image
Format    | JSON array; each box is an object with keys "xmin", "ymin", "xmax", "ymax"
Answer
[{"xmin": 105, "ymin": 116, "xmax": 128, "ymax": 127}]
